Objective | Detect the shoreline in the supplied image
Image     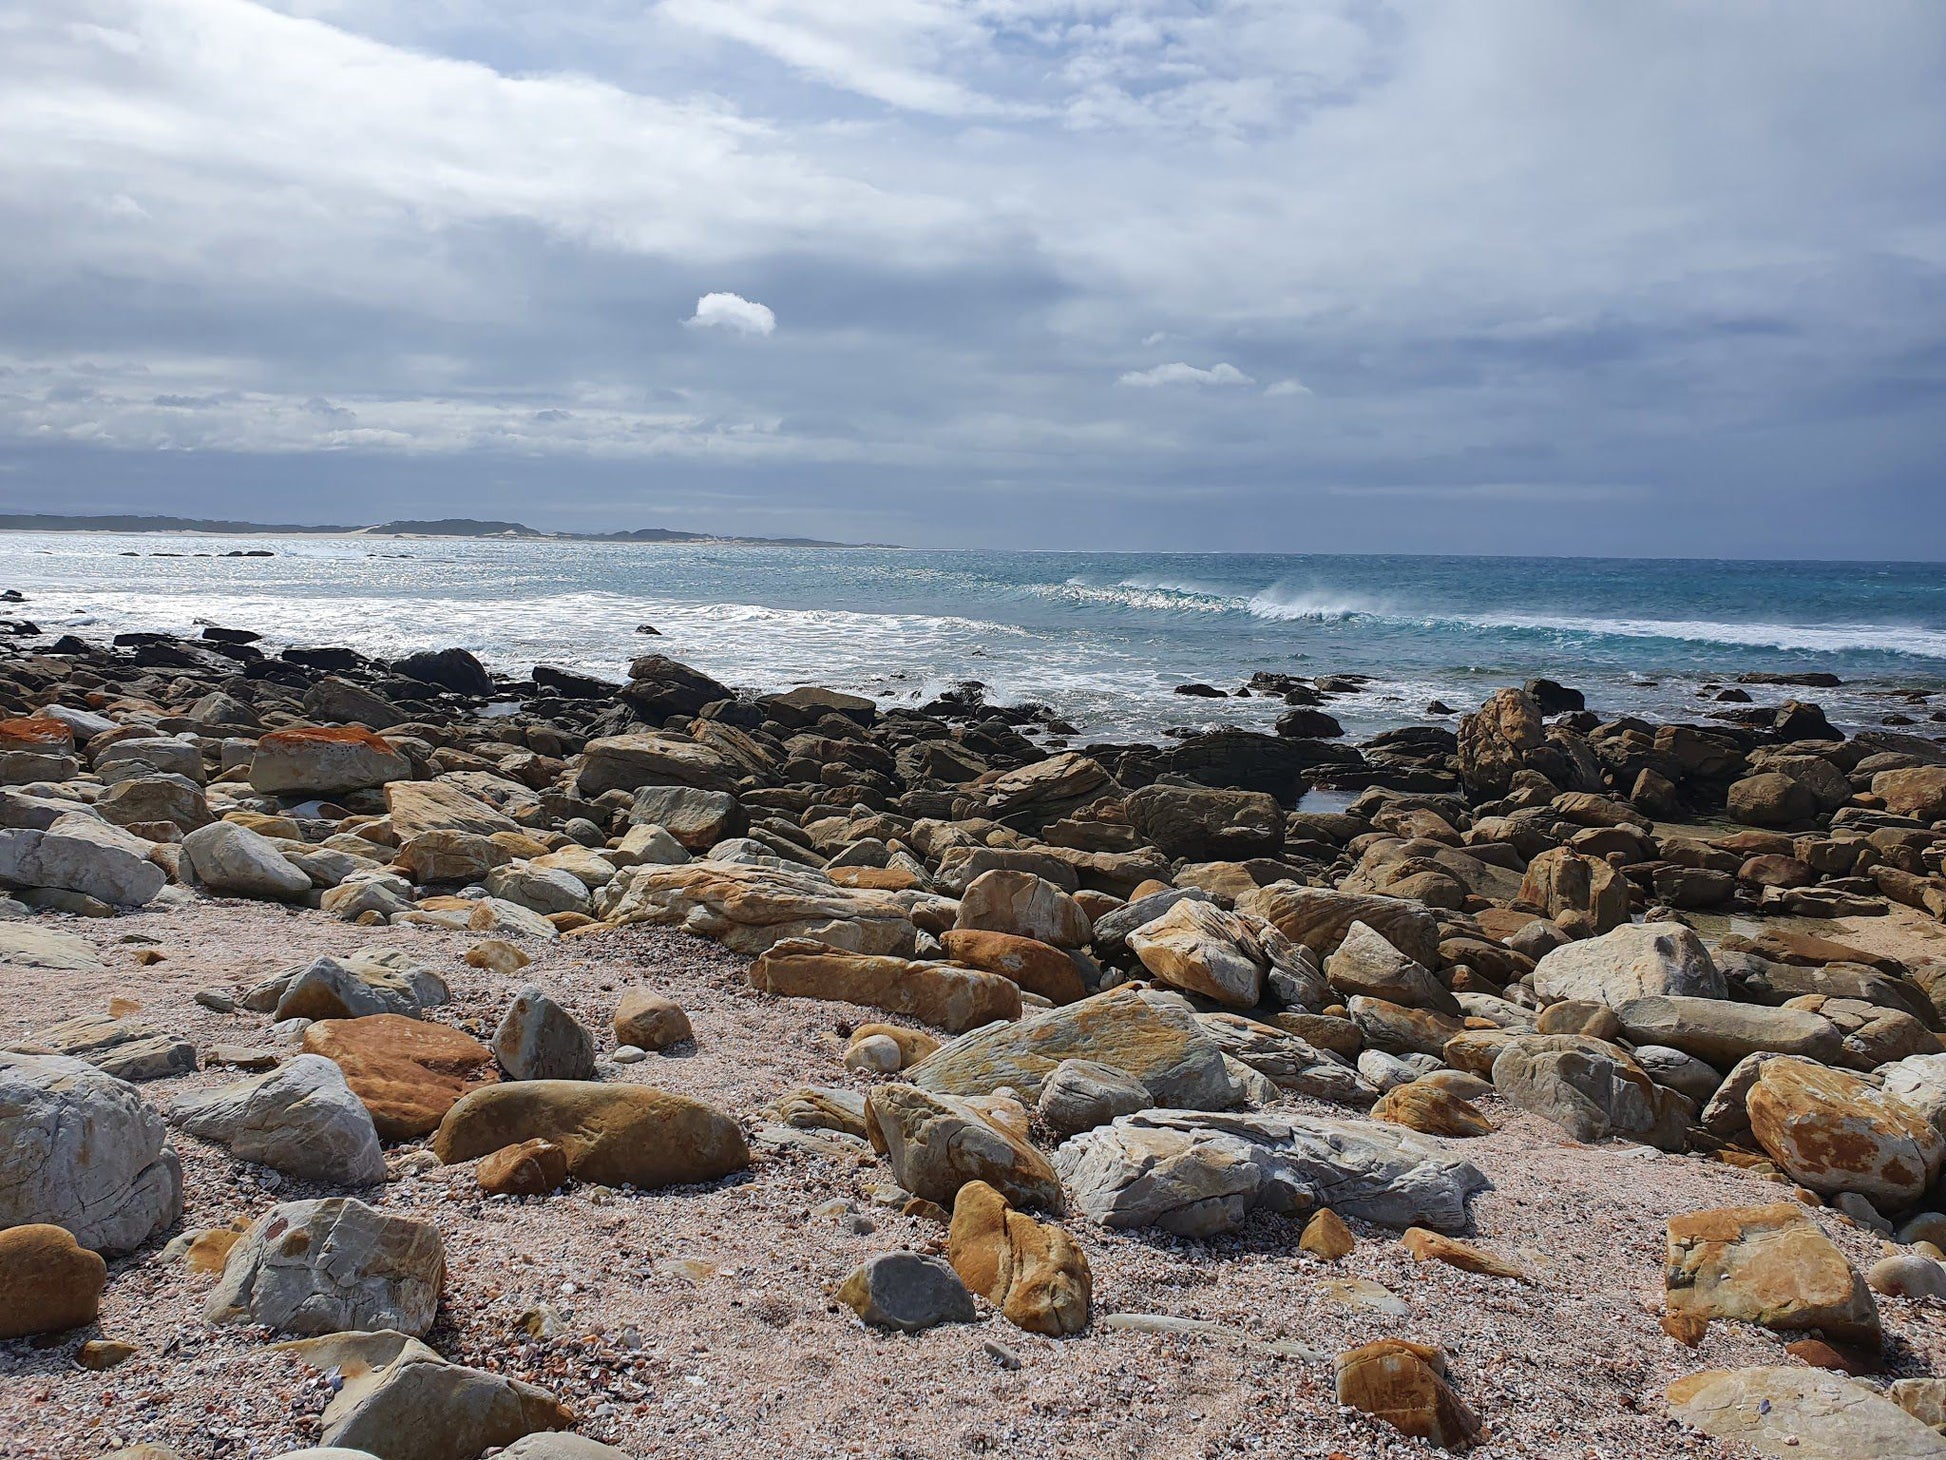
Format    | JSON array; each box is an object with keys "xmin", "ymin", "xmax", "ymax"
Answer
[{"xmin": 1, "ymin": 615, "xmax": 1945, "ymax": 1458}]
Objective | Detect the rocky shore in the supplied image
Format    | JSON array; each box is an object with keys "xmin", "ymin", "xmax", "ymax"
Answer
[{"xmin": 3, "ymin": 621, "xmax": 1946, "ymax": 1460}]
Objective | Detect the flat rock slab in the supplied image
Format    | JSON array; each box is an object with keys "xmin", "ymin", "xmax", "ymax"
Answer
[
  {"xmin": 0, "ymin": 925, "xmax": 103, "ymax": 972},
  {"xmin": 1055, "ymin": 1108, "xmax": 1489, "ymax": 1238},
  {"xmin": 1667, "ymin": 1366, "xmax": 1946, "ymax": 1459}
]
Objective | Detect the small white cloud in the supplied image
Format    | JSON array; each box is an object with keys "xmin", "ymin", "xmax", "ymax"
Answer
[
  {"xmin": 1265, "ymin": 378, "xmax": 1311, "ymax": 397},
  {"xmin": 686, "ymin": 292, "xmax": 776, "ymax": 336},
  {"xmin": 1141, "ymin": 331, "xmax": 1171, "ymax": 346},
  {"xmin": 1117, "ymin": 361, "xmax": 1253, "ymax": 388}
]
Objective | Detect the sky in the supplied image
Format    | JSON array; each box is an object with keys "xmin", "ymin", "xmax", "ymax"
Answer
[{"xmin": 1, "ymin": 0, "xmax": 1944, "ymax": 555}]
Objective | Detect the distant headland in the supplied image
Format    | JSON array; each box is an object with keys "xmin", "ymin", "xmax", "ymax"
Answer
[{"xmin": 0, "ymin": 512, "xmax": 892, "ymax": 548}]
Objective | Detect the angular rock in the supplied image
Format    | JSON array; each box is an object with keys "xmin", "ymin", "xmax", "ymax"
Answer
[
  {"xmin": 1055, "ymin": 1109, "xmax": 1489, "ymax": 1237},
  {"xmin": 1373, "ymin": 1083, "xmax": 1492, "ymax": 1138},
  {"xmin": 1531, "ymin": 922, "xmax": 1726, "ymax": 1009},
  {"xmin": 749, "ymin": 939, "xmax": 1020, "ymax": 1034},
  {"xmin": 433, "ymin": 1082, "xmax": 748, "ymax": 1188},
  {"xmin": 206, "ymin": 1197, "xmax": 445, "ymax": 1336},
  {"xmin": 1325, "ymin": 921, "xmax": 1460, "ymax": 1016},
  {"xmin": 385, "ymin": 780, "xmax": 520, "ymax": 838},
  {"xmin": 258, "ymin": 951, "xmax": 450, "ymax": 1024},
  {"xmin": 866, "ymin": 1084, "xmax": 1063, "ymax": 1211},
  {"xmin": 1666, "ymin": 1366, "xmax": 1946, "ymax": 1460},
  {"xmin": 627, "ymin": 785, "xmax": 744, "ymax": 851},
  {"xmin": 600, "ymin": 860, "xmax": 917, "ymax": 956},
  {"xmin": 249, "ymin": 728, "xmax": 411, "ymax": 798},
  {"xmin": 1747, "ymin": 1057, "xmax": 1944, "ymax": 1209},
  {"xmin": 1665, "ymin": 1203, "xmax": 1880, "ymax": 1344},
  {"xmin": 577, "ymin": 733, "xmax": 738, "ymax": 799},
  {"xmin": 0, "ymin": 1051, "xmax": 183, "ymax": 1254},
  {"xmin": 170, "ymin": 1054, "xmax": 387, "ymax": 1185},
  {"xmin": 24, "ymin": 1012, "xmax": 197, "ymax": 1083},
  {"xmin": 834, "ymin": 1252, "xmax": 975, "ymax": 1333},
  {"xmin": 938, "ymin": 929, "xmax": 1086, "ymax": 1006},
  {"xmin": 955, "ymin": 869, "xmax": 1091, "ymax": 949},
  {"xmin": 0, "ymin": 812, "xmax": 166, "ymax": 906},
  {"xmin": 182, "ymin": 821, "xmax": 314, "ymax": 900},
  {"xmin": 908, "ymin": 985, "xmax": 1236, "ymax": 1108},
  {"xmin": 1336, "ymin": 1339, "xmax": 1481, "ymax": 1451},
  {"xmin": 948, "ymin": 1179, "xmax": 1091, "ymax": 1336},
  {"xmin": 1491, "ymin": 1035, "xmax": 1687, "ymax": 1150},
  {"xmin": 1122, "ymin": 784, "xmax": 1283, "ymax": 862},
  {"xmin": 303, "ymin": 1015, "xmax": 498, "ymax": 1140},
  {"xmin": 492, "ymin": 986, "xmax": 597, "ymax": 1081},
  {"xmin": 476, "ymin": 1139, "xmax": 569, "ymax": 1197},
  {"xmin": 1035, "ymin": 1059, "xmax": 1152, "ymax": 1138},
  {"xmin": 1233, "ymin": 884, "xmax": 1440, "ymax": 968},
  {"xmin": 1128, "ymin": 898, "xmax": 1268, "ymax": 1009}
]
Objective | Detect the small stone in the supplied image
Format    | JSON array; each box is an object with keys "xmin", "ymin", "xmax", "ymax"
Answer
[
  {"xmin": 610, "ymin": 1044, "xmax": 646, "ymax": 1064},
  {"xmin": 611, "ymin": 988, "xmax": 691, "ymax": 1052},
  {"xmin": 1401, "ymin": 1227, "xmax": 1526, "ymax": 1280},
  {"xmin": 493, "ymin": 985, "xmax": 596, "ymax": 1081},
  {"xmin": 834, "ymin": 1252, "xmax": 975, "ymax": 1333},
  {"xmin": 194, "ymin": 988, "xmax": 238, "ymax": 1014},
  {"xmin": 466, "ymin": 939, "xmax": 533, "ymax": 976},
  {"xmin": 77, "ymin": 1338, "xmax": 138, "ymax": 1370},
  {"xmin": 1869, "ymin": 1253, "xmax": 1946, "ymax": 1300},
  {"xmin": 478, "ymin": 1139, "xmax": 570, "ymax": 1198},
  {"xmin": 1299, "ymin": 1207, "xmax": 1356, "ymax": 1262},
  {"xmin": 1334, "ymin": 1338, "xmax": 1482, "ymax": 1451},
  {"xmin": 845, "ymin": 1033, "xmax": 904, "ymax": 1074}
]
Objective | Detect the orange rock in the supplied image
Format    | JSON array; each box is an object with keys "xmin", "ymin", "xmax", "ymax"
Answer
[
  {"xmin": 940, "ymin": 929, "xmax": 1088, "ymax": 1005},
  {"xmin": 477, "ymin": 1138, "xmax": 569, "ymax": 1197},
  {"xmin": 187, "ymin": 1218, "xmax": 254, "ymax": 1274},
  {"xmin": 1299, "ymin": 1207, "xmax": 1356, "ymax": 1261},
  {"xmin": 1372, "ymin": 1083, "xmax": 1493, "ymax": 1139},
  {"xmin": 613, "ymin": 988, "xmax": 693, "ymax": 1051},
  {"xmin": 1402, "ymin": 1227, "xmax": 1526, "ymax": 1280},
  {"xmin": 948, "ymin": 1180, "xmax": 1091, "ymax": 1336},
  {"xmin": 827, "ymin": 866, "xmax": 921, "ymax": 892},
  {"xmin": 0, "ymin": 1225, "xmax": 105, "ymax": 1340},
  {"xmin": 1334, "ymin": 1338, "xmax": 1481, "ymax": 1450},
  {"xmin": 1663, "ymin": 1202, "xmax": 1880, "ymax": 1346},
  {"xmin": 303, "ymin": 1014, "xmax": 498, "ymax": 1140}
]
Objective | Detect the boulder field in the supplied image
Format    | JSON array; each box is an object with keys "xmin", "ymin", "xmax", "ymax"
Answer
[{"xmin": 1, "ymin": 632, "xmax": 1945, "ymax": 1455}]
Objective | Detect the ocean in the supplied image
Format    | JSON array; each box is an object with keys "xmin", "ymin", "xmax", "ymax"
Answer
[{"xmin": 6, "ymin": 532, "xmax": 1944, "ymax": 743}]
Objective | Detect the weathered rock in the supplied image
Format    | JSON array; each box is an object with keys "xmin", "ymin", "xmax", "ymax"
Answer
[
  {"xmin": 1491, "ymin": 1035, "xmax": 1688, "ymax": 1150},
  {"xmin": 257, "ymin": 951, "xmax": 450, "ymax": 1023},
  {"xmin": 834, "ymin": 1252, "xmax": 975, "ymax": 1333},
  {"xmin": 250, "ymin": 728, "xmax": 411, "ymax": 797},
  {"xmin": 492, "ymin": 986, "xmax": 597, "ymax": 1081},
  {"xmin": 1122, "ymin": 784, "xmax": 1283, "ymax": 862},
  {"xmin": 1870, "ymin": 1253, "xmax": 1946, "ymax": 1301},
  {"xmin": 600, "ymin": 860, "xmax": 917, "ymax": 956},
  {"xmin": 612, "ymin": 989, "xmax": 691, "ymax": 1051},
  {"xmin": 476, "ymin": 1139, "xmax": 569, "ymax": 1197},
  {"xmin": 1402, "ymin": 1226, "xmax": 1526, "ymax": 1280},
  {"xmin": 955, "ymin": 870, "xmax": 1091, "ymax": 949},
  {"xmin": 0, "ymin": 924, "xmax": 104, "ymax": 973},
  {"xmin": 1747, "ymin": 1058, "xmax": 1944, "ymax": 1210},
  {"xmin": 1373, "ymin": 1083, "xmax": 1492, "ymax": 1138},
  {"xmin": 1348, "ymin": 996, "xmax": 1466, "ymax": 1059},
  {"xmin": 1234, "ymin": 884, "xmax": 1440, "ymax": 968},
  {"xmin": 1128, "ymin": 898, "xmax": 1268, "ymax": 1009},
  {"xmin": 483, "ymin": 863, "xmax": 591, "ymax": 917},
  {"xmin": 1457, "ymin": 687, "xmax": 1545, "ymax": 799},
  {"xmin": 1617, "ymin": 995, "xmax": 1843, "ymax": 1068},
  {"xmin": 1325, "ymin": 921, "xmax": 1460, "ymax": 1015},
  {"xmin": 626, "ymin": 785, "xmax": 744, "ymax": 851},
  {"xmin": 182, "ymin": 821, "xmax": 314, "ymax": 900},
  {"xmin": 25, "ymin": 1012, "xmax": 197, "ymax": 1082},
  {"xmin": 1300, "ymin": 1207, "xmax": 1356, "ymax": 1260},
  {"xmin": 303, "ymin": 1016, "xmax": 498, "ymax": 1140},
  {"xmin": 749, "ymin": 939, "xmax": 1021, "ymax": 1034},
  {"xmin": 97, "ymin": 774, "xmax": 214, "ymax": 833},
  {"xmin": 1035, "ymin": 1059, "xmax": 1151, "ymax": 1138},
  {"xmin": 1518, "ymin": 847, "xmax": 1629, "ymax": 933},
  {"xmin": 909, "ymin": 985, "xmax": 1236, "ymax": 1108},
  {"xmin": 290, "ymin": 1332, "xmax": 575, "ymax": 1460},
  {"xmin": 433, "ymin": 1082, "xmax": 748, "ymax": 1188},
  {"xmin": 1055, "ymin": 1109, "xmax": 1488, "ymax": 1237},
  {"xmin": 1665, "ymin": 1203, "xmax": 1880, "ymax": 1344},
  {"xmin": 1666, "ymin": 1366, "xmax": 1946, "ymax": 1460},
  {"xmin": 1196, "ymin": 1013, "xmax": 1372, "ymax": 1105},
  {"xmin": 386, "ymin": 780, "xmax": 520, "ymax": 838},
  {"xmin": 206, "ymin": 1198, "xmax": 445, "ymax": 1336},
  {"xmin": 394, "ymin": 647, "xmax": 494, "ymax": 697},
  {"xmin": 170, "ymin": 1054, "xmax": 387, "ymax": 1185},
  {"xmin": 866, "ymin": 1084, "xmax": 1063, "ymax": 1211},
  {"xmin": 0, "ymin": 812, "xmax": 166, "ymax": 906},
  {"xmin": 1874, "ymin": 767, "xmax": 1946, "ymax": 823},
  {"xmin": 1728, "ymin": 773, "xmax": 1820, "ymax": 829},
  {"xmin": 1531, "ymin": 922, "xmax": 1726, "ymax": 1009},
  {"xmin": 1334, "ymin": 1338, "xmax": 1482, "ymax": 1450},
  {"xmin": 0, "ymin": 1052, "xmax": 183, "ymax": 1254},
  {"xmin": 577, "ymin": 733, "xmax": 738, "ymax": 799},
  {"xmin": 938, "ymin": 930, "xmax": 1086, "ymax": 1006},
  {"xmin": 948, "ymin": 1180, "xmax": 1091, "ymax": 1336},
  {"xmin": 0, "ymin": 1223, "xmax": 106, "ymax": 1339}
]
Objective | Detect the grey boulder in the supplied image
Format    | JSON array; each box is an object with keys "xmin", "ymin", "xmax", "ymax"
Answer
[
  {"xmin": 182, "ymin": 821, "xmax": 314, "ymax": 901},
  {"xmin": 170, "ymin": 1054, "xmax": 387, "ymax": 1185},
  {"xmin": 493, "ymin": 986, "xmax": 597, "ymax": 1081},
  {"xmin": 207, "ymin": 1197, "xmax": 444, "ymax": 1336},
  {"xmin": 1531, "ymin": 921, "xmax": 1725, "ymax": 1008},
  {"xmin": 0, "ymin": 812, "xmax": 166, "ymax": 906}
]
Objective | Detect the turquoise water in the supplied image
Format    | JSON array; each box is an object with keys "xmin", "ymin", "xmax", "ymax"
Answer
[{"xmin": 8, "ymin": 533, "xmax": 1945, "ymax": 742}]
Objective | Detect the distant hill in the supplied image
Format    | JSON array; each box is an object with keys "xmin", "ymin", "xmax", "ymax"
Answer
[{"xmin": 0, "ymin": 513, "xmax": 889, "ymax": 548}]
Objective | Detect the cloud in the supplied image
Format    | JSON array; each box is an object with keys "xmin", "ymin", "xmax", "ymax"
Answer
[
  {"xmin": 1264, "ymin": 378, "xmax": 1312, "ymax": 397},
  {"xmin": 686, "ymin": 292, "xmax": 777, "ymax": 336},
  {"xmin": 1118, "ymin": 362, "xmax": 1255, "ymax": 388}
]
